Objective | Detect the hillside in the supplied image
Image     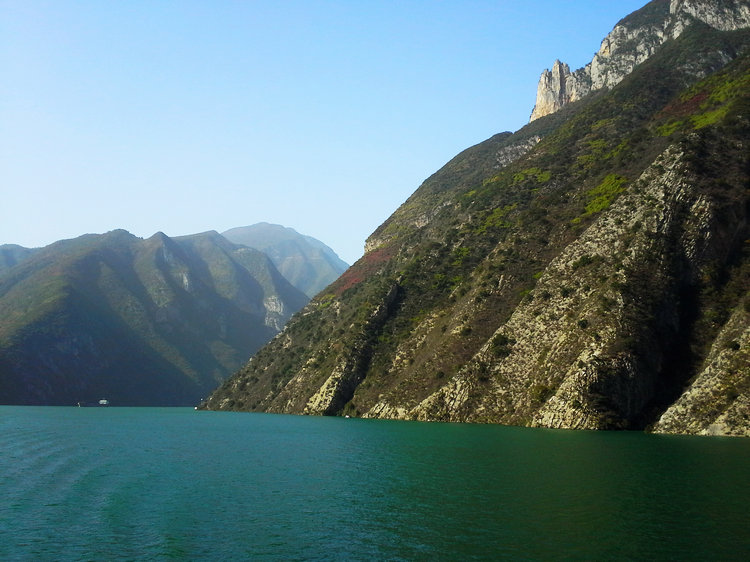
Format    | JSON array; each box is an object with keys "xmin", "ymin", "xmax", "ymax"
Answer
[
  {"xmin": 222, "ymin": 223, "xmax": 348, "ymax": 298},
  {"xmin": 203, "ymin": 0, "xmax": 750, "ymax": 436},
  {"xmin": 0, "ymin": 230, "xmax": 308, "ymax": 405}
]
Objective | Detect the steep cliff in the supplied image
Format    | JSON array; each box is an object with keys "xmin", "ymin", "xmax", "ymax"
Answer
[
  {"xmin": 530, "ymin": 0, "xmax": 750, "ymax": 121},
  {"xmin": 653, "ymin": 301, "xmax": 749, "ymax": 435},
  {"xmin": 203, "ymin": 2, "xmax": 749, "ymax": 436}
]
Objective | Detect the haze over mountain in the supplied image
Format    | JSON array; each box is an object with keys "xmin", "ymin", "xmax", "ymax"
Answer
[
  {"xmin": 0, "ymin": 224, "xmax": 344, "ymax": 406},
  {"xmin": 204, "ymin": 0, "xmax": 750, "ymax": 437},
  {"xmin": 222, "ymin": 223, "xmax": 348, "ymax": 298},
  {"xmin": 0, "ymin": 245, "xmax": 36, "ymax": 276}
]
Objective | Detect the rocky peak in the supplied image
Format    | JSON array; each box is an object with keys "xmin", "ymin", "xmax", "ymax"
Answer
[
  {"xmin": 201, "ymin": 17, "xmax": 750, "ymax": 436},
  {"xmin": 672, "ymin": 0, "xmax": 750, "ymax": 32},
  {"xmin": 529, "ymin": 0, "xmax": 750, "ymax": 121},
  {"xmin": 528, "ymin": 61, "xmax": 591, "ymax": 121}
]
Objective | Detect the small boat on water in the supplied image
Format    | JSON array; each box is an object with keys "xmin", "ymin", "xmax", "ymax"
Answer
[{"xmin": 77, "ymin": 399, "xmax": 110, "ymax": 407}]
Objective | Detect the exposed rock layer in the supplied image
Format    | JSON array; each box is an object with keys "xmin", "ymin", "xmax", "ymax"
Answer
[
  {"xmin": 530, "ymin": 0, "xmax": 750, "ymax": 121},
  {"xmin": 204, "ymin": 1, "xmax": 750, "ymax": 436}
]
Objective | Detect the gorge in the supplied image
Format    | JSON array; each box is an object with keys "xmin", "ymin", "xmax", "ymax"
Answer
[{"xmin": 203, "ymin": 0, "xmax": 750, "ymax": 437}]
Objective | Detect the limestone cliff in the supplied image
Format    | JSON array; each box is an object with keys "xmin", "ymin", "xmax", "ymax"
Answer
[
  {"xmin": 529, "ymin": 61, "xmax": 591, "ymax": 122},
  {"xmin": 530, "ymin": 0, "xmax": 750, "ymax": 121},
  {"xmin": 203, "ymin": 2, "xmax": 750, "ymax": 436},
  {"xmin": 402, "ymin": 142, "xmax": 748, "ymax": 430}
]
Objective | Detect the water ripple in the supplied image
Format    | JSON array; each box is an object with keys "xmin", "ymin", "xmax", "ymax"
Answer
[{"xmin": 1, "ymin": 408, "xmax": 749, "ymax": 560}]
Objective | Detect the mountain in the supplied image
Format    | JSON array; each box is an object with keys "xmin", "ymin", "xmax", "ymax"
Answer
[
  {"xmin": 222, "ymin": 223, "xmax": 348, "ymax": 298},
  {"xmin": 529, "ymin": 0, "xmax": 750, "ymax": 121},
  {"xmin": 202, "ymin": 0, "xmax": 750, "ymax": 437},
  {"xmin": 0, "ymin": 229, "xmax": 308, "ymax": 406},
  {"xmin": 0, "ymin": 244, "xmax": 37, "ymax": 276}
]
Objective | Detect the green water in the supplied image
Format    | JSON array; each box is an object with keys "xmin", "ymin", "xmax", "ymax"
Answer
[{"xmin": 1, "ymin": 407, "xmax": 748, "ymax": 560}]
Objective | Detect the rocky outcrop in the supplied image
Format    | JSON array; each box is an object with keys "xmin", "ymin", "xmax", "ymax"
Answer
[
  {"xmin": 377, "ymin": 144, "xmax": 738, "ymax": 430},
  {"xmin": 529, "ymin": 61, "xmax": 592, "ymax": 121},
  {"xmin": 673, "ymin": 0, "xmax": 750, "ymax": 33},
  {"xmin": 494, "ymin": 135, "xmax": 542, "ymax": 169},
  {"xmin": 652, "ymin": 304, "xmax": 750, "ymax": 436},
  {"xmin": 302, "ymin": 281, "xmax": 401, "ymax": 415},
  {"xmin": 530, "ymin": 0, "xmax": 750, "ymax": 121}
]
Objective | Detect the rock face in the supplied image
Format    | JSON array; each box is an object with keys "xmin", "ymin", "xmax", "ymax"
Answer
[
  {"xmin": 675, "ymin": 0, "xmax": 750, "ymax": 32},
  {"xmin": 405, "ymin": 143, "xmax": 747, "ymax": 430},
  {"xmin": 203, "ymin": 1, "xmax": 750, "ymax": 436},
  {"xmin": 529, "ymin": 61, "xmax": 592, "ymax": 122},
  {"xmin": 653, "ymin": 305, "xmax": 750, "ymax": 436},
  {"xmin": 530, "ymin": 0, "xmax": 750, "ymax": 121}
]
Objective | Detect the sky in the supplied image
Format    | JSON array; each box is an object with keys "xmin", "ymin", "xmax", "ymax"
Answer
[{"xmin": 1, "ymin": 1, "xmax": 648, "ymax": 265}]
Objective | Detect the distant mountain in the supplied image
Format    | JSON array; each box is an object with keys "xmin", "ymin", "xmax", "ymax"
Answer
[
  {"xmin": 0, "ymin": 229, "xmax": 308, "ymax": 406},
  {"xmin": 0, "ymin": 244, "xmax": 37, "ymax": 276},
  {"xmin": 222, "ymin": 223, "xmax": 349, "ymax": 298},
  {"xmin": 203, "ymin": 0, "xmax": 750, "ymax": 437}
]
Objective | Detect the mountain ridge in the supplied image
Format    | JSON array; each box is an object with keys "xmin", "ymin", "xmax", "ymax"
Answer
[
  {"xmin": 0, "ymin": 228, "xmax": 310, "ymax": 405},
  {"xmin": 1, "ymin": 223, "xmax": 348, "ymax": 299},
  {"xmin": 222, "ymin": 223, "xmax": 348, "ymax": 298},
  {"xmin": 202, "ymin": 0, "xmax": 750, "ymax": 437},
  {"xmin": 530, "ymin": 0, "xmax": 750, "ymax": 121}
]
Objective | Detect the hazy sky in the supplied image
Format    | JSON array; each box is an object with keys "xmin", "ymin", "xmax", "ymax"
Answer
[{"xmin": 2, "ymin": 0, "xmax": 647, "ymax": 264}]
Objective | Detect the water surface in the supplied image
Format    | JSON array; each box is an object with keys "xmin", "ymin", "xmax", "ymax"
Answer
[{"xmin": 1, "ymin": 407, "xmax": 748, "ymax": 560}]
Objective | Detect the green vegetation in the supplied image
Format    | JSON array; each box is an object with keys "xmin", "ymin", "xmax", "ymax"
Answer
[
  {"xmin": 478, "ymin": 205, "xmax": 516, "ymax": 233},
  {"xmin": 203, "ymin": 16, "xmax": 750, "ymax": 435},
  {"xmin": 490, "ymin": 333, "xmax": 516, "ymax": 358},
  {"xmin": 0, "ymin": 230, "xmax": 309, "ymax": 406},
  {"xmin": 512, "ymin": 167, "xmax": 551, "ymax": 185},
  {"xmin": 654, "ymin": 49, "xmax": 750, "ymax": 136},
  {"xmin": 573, "ymin": 174, "xmax": 628, "ymax": 223}
]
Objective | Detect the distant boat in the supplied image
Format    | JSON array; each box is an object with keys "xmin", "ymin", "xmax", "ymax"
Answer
[{"xmin": 76, "ymin": 399, "xmax": 111, "ymax": 407}]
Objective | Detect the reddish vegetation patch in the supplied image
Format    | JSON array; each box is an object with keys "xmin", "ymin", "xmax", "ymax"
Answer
[
  {"xmin": 329, "ymin": 244, "xmax": 397, "ymax": 295},
  {"xmin": 658, "ymin": 91, "xmax": 709, "ymax": 119}
]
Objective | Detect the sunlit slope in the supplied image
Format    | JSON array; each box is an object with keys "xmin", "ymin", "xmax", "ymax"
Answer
[{"xmin": 205, "ymin": 20, "xmax": 750, "ymax": 436}]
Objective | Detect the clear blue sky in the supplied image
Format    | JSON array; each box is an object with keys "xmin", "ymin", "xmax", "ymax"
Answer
[{"xmin": 2, "ymin": 0, "xmax": 647, "ymax": 265}]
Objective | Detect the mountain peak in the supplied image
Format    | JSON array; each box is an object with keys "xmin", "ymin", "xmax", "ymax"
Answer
[
  {"xmin": 203, "ymin": 4, "xmax": 750, "ymax": 436},
  {"xmin": 222, "ymin": 223, "xmax": 348, "ymax": 298},
  {"xmin": 529, "ymin": 0, "xmax": 750, "ymax": 121},
  {"xmin": 0, "ymin": 228, "xmax": 309, "ymax": 406}
]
